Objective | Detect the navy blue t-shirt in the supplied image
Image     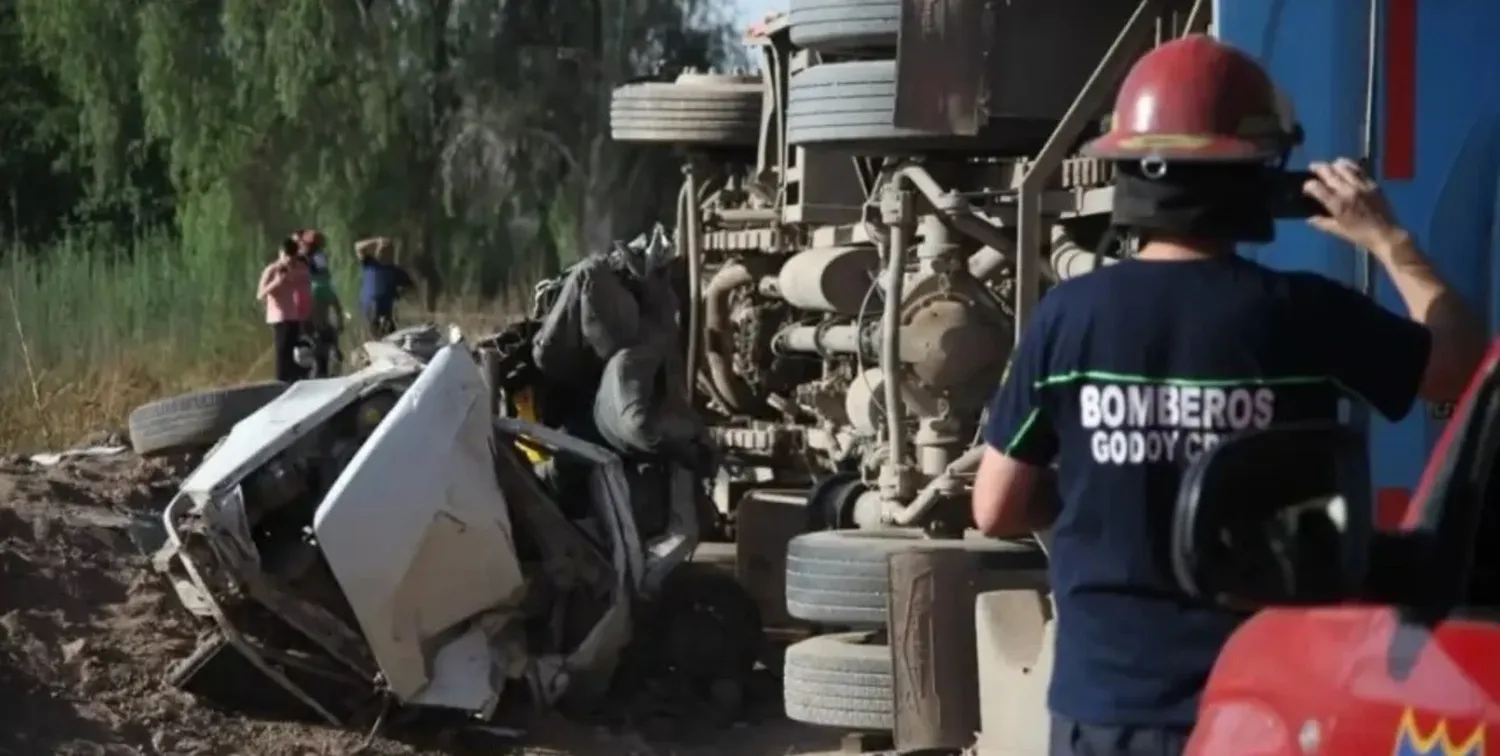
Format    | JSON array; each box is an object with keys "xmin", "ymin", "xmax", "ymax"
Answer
[
  {"xmin": 360, "ymin": 260, "xmax": 413, "ymax": 313},
  {"xmin": 982, "ymin": 256, "xmax": 1431, "ymax": 727}
]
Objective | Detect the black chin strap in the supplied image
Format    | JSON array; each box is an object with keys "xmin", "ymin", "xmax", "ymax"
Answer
[{"xmin": 1111, "ymin": 163, "xmax": 1277, "ymax": 245}]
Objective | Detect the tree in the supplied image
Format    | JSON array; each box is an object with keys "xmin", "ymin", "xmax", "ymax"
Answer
[{"xmin": 12, "ymin": 0, "xmax": 736, "ymax": 292}]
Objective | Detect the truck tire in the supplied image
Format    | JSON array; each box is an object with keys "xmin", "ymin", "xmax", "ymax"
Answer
[
  {"xmin": 785, "ymin": 59, "xmax": 1055, "ymax": 153},
  {"xmin": 789, "ymin": 0, "xmax": 899, "ymax": 52},
  {"xmin": 786, "ymin": 528, "xmax": 1045, "ymax": 626},
  {"xmin": 127, "ymin": 382, "xmax": 288, "ymax": 457},
  {"xmin": 610, "ymin": 73, "xmax": 763, "ymax": 147},
  {"xmin": 783, "ymin": 631, "xmax": 893, "ymax": 730}
]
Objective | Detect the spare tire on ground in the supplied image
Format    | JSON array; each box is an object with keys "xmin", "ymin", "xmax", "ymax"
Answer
[
  {"xmin": 610, "ymin": 72, "xmax": 763, "ymax": 147},
  {"xmin": 783, "ymin": 630, "xmax": 892, "ymax": 730},
  {"xmin": 785, "ymin": 528, "xmax": 1046, "ymax": 626},
  {"xmin": 127, "ymin": 382, "xmax": 288, "ymax": 457},
  {"xmin": 788, "ymin": 0, "xmax": 899, "ymax": 52}
]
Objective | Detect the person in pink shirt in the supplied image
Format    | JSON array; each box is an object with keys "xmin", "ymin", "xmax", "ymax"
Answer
[{"xmin": 257, "ymin": 238, "xmax": 313, "ymax": 382}]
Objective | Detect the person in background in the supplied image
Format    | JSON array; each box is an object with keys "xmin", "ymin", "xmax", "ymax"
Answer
[
  {"xmin": 296, "ymin": 228, "xmax": 345, "ymax": 376},
  {"xmin": 353, "ymin": 235, "xmax": 415, "ymax": 337},
  {"xmin": 257, "ymin": 237, "xmax": 313, "ymax": 382}
]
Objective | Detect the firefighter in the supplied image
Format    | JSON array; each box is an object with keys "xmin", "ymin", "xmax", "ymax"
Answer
[{"xmin": 970, "ymin": 34, "xmax": 1484, "ymax": 756}]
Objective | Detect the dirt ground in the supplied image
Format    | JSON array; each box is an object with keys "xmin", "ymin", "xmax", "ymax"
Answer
[{"xmin": 0, "ymin": 449, "xmax": 842, "ymax": 756}]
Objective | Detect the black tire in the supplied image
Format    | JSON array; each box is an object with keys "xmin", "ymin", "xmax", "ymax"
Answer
[
  {"xmin": 783, "ymin": 631, "xmax": 892, "ymax": 730},
  {"xmin": 647, "ymin": 562, "xmax": 764, "ymax": 688},
  {"xmin": 806, "ymin": 471, "xmax": 864, "ymax": 530},
  {"xmin": 788, "ymin": 0, "xmax": 899, "ymax": 52},
  {"xmin": 785, "ymin": 528, "xmax": 1045, "ymax": 626},
  {"xmin": 610, "ymin": 73, "xmax": 763, "ymax": 146},
  {"xmin": 785, "ymin": 59, "xmax": 1055, "ymax": 153},
  {"xmin": 127, "ymin": 382, "xmax": 288, "ymax": 457}
]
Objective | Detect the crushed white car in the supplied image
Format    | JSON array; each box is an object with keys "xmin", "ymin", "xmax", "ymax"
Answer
[{"xmin": 151, "ymin": 331, "xmax": 739, "ymax": 726}]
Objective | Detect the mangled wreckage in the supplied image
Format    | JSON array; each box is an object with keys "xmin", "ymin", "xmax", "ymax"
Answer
[{"xmin": 150, "ymin": 232, "xmax": 756, "ymax": 726}]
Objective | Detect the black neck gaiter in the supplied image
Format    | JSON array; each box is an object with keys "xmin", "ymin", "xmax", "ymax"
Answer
[{"xmin": 1111, "ymin": 163, "xmax": 1277, "ymax": 244}]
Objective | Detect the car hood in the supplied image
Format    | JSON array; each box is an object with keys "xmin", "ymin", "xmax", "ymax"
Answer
[
  {"xmin": 179, "ymin": 351, "xmax": 424, "ymax": 505},
  {"xmin": 314, "ymin": 345, "xmax": 526, "ymax": 712}
]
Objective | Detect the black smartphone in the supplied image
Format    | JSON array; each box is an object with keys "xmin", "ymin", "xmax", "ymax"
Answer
[{"xmin": 1268, "ymin": 170, "xmax": 1328, "ymax": 218}]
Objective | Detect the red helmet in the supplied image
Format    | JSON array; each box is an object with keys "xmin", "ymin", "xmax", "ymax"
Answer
[
  {"xmin": 296, "ymin": 228, "xmax": 325, "ymax": 248},
  {"xmin": 1083, "ymin": 35, "xmax": 1301, "ymax": 163}
]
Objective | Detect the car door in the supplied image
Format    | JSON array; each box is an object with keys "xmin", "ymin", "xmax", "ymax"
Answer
[
  {"xmin": 313, "ymin": 344, "xmax": 525, "ymax": 710},
  {"xmin": 1188, "ymin": 343, "xmax": 1500, "ymax": 755}
]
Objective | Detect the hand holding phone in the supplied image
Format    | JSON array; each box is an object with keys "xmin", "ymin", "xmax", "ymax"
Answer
[
  {"xmin": 1269, "ymin": 170, "xmax": 1327, "ymax": 219},
  {"xmin": 1300, "ymin": 159, "xmax": 1403, "ymax": 251}
]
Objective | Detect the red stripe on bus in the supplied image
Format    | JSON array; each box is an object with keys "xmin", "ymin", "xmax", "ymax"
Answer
[
  {"xmin": 1382, "ymin": 0, "xmax": 1417, "ymax": 179},
  {"xmin": 1376, "ymin": 487, "xmax": 1411, "ymax": 530}
]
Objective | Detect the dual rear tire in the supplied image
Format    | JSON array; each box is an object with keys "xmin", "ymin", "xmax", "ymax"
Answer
[{"xmin": 781, "ymin": 528, "xmax": 1045, "ymax": 730}]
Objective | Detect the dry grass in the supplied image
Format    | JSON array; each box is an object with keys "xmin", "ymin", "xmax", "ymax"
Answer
[
  {"xmin": 0, "ymin": 306, "xmax": 515, "ymax": 454},
  {"xmin": 0, "ymin": 342, "xmax": 259, "ymax": 452},
  {"xmin": 0, "ymin": 302, "xmax": 519, "ymax": 454},
  {"xmin": 0, "ymin": 230, "xmax": 532, "ymax": 454}
]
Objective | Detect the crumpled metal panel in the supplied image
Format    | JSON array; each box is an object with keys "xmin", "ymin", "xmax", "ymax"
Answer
[
  {"xmin": 315, "ymin": 345, "xmax": 524, "ymax": 708},
  {"xmin": 896, "ymin": 0, "xmax": 1155, "ymax": 135},
  {"xmin": 893, "ymin": 0, "xmax": 992, "ymax": 135},
  {"xmin": 984, "ymin": 0, "xmax": 1149, "ymax": 121}
]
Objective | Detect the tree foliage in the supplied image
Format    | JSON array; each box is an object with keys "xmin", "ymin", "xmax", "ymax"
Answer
[{"xmin": 2, "ymin": 0, "xmax": 736, "ymax": 295}]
